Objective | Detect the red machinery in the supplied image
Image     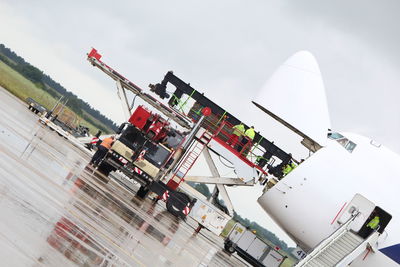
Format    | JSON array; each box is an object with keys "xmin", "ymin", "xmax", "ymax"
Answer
[
  {"xmin": 129, "ymin": 105, "xmax": 170, "ymax": 142},
  {"xmin": 129, "ymin": 105, "xmax": 151, "ymax": 129}
]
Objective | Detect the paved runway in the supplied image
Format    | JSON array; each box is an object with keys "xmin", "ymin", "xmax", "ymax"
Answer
[{"xmin": 0, "ymin": 88, "xmax": 247, "ymax": 266}]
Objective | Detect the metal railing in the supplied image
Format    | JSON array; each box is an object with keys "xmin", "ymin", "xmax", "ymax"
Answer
[
  {"xmin": 297, "ymin": 211, "xmax": 361, "ymax": 266},
  {"xmin": 192, "ymin": 112, "xmax": 270, "ymax": 177}
]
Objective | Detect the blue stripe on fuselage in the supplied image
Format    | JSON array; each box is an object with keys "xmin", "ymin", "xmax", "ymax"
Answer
[{"xmin": 380, "ymin": 244, "xmax": 400, "ymax": 264}]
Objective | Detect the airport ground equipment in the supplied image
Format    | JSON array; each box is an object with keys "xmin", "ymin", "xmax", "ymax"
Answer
[
  {"xmin": 224, "ymin": 222, "xmax": 286, "ymax": 267},
  {"xmin": 26, "ymin": 97, "xmax": 47, "ymax": 115},
  {"xmin": 296, "ymin": 214, "xmax": 380, "ymax": 267},
  {"xmin": 150, "ymin": 70, "xmax": 293, "ymax": 177},
  {"xmin": 87, "ymin": 48, "xmax": 292, "ymax": 179},
  {"xmin": 296, "ymin": 194, "xmax": 390, "ymax": 267},
  {"xmin": 93, "ymin": 104, "xmax": 207, "ymax": 219},
  {"xmin": 86, "ymin": 48, "xmax": 293, "ymax": 232}
]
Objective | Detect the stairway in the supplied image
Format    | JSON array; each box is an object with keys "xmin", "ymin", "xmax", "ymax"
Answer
[
  {"xmin": 297, "ymin": 211, "xmax": 382, "ymax": 267},
  {"xmin": 301, "ymin": 231, "xmax": 364, "ymax": 267}
]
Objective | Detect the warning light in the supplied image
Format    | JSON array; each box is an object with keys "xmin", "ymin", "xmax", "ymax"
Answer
[{"xmin": 202, "ymin": 107, "xmax": 212, "ymax": 116}]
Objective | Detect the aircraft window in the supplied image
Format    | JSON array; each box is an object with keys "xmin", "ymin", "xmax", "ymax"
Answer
[
  {"xmin": 328, "ymin": 131, "xmax": 357, "ymax": 153},
  {"xmin": 328, "ymin": 132, "xmax": 344, "ymax": 140},
  {"xmin": 337, "ymin": 138, "xmax": 348, "ymax": 147},
  {"xmin": 345, "ymin": 141, "xmax": 357, "ymax": 152}
]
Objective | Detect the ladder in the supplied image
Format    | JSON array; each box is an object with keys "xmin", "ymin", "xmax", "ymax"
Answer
[
  {"xmin": 297, "ymin": 214, "xmax": 380, "ymax": 267},
  {"xmin": 166, "ymin": 131, "xmax": 213, "ymax": 190}
]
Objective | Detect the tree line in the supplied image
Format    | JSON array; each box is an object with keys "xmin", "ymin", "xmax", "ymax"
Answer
[{"xmin": 0, "ymin": 44, "xmax": 117, "ymax": 133}]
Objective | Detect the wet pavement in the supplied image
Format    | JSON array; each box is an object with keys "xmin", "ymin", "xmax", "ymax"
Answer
[{"xmin": 0, "ymin": 88, "xmax": 247, "ymax": 266}]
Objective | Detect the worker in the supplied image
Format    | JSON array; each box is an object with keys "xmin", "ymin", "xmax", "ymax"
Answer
[
  {"xmin": 227, "ymin": 123, "xmax": 245, "ymax": 148},
  {"xmin": 239, "ymin": 126, "xmax": 255, "ymax": 154},
  {"xmin": 89, "ymin": 135, "xmax": 115, "ymax": 167},
  {"xmin": 359, "ymin": 213, "xmax": 380, "ymax": 238},
  {"xmin": 245, "ymin": 126, "xmax": 256, "ymax": 141},
  {"xmin": 282, "ymin": 161, "xmax": 297, "ymax": 176},
  {"xmin": 366, "ymin": 215, "xmax": 380, "ymax": 230}
]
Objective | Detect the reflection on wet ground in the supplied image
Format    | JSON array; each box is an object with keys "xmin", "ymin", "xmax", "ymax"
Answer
[{"xmin": 0, "ymin": 89, "xmax": 246, "ymax": 267}]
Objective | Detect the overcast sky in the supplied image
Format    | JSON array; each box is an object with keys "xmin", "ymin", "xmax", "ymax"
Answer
[{"xmin": 1, "ymin": 0, "xmax": 399, "ymax": 246}]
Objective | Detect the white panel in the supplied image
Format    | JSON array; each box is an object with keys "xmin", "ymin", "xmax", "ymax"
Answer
[
  {"xmin": 207, "ymin": 139, "xmax": 255, "ymax": 181},
  {"xmin": 246, "ymin": 238, "xmax": 267, "ymax": 260},
  {"xmin": 262, "ymin": 250, "xmax": 285, "ymax": 267},
  {"xmin": 337, "ymin": 193, "xmax": 375, "ymax": 231},
  {"xmin": 229, "ymin": 224, "xmax": 246, "ymax": 243},
  {"xmin": 292, "ymin": 246, "xmax": 307, "ymax": 260},
  {"xmin": 189, "ymin": 199, "xmax": 231, "ymax": 235},
  {"xmin": 237, "ymin": 231, "xmax": 256, "ymax": 251}
]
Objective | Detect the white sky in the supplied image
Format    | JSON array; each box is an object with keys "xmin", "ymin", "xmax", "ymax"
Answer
[{"xmin": 1, "ymin": 0, "xmax": 400, "ymax": 247}]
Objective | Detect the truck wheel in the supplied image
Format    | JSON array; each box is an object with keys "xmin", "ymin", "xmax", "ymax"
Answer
[
  {"xmin": 166, "ymin": 192, "xmax": 190, "ymax": 218},
  {"xmin": 136, "ymin": 186, "xmax": 150, "ymax": 199},
  {"xmin": 224, "ymin": 243, "xmax": 235, "ymax": 254}
]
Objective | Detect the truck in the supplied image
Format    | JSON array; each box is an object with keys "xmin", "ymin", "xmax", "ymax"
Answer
[
  {"xmin": 95, "ymin": 104, "xmax": 210, "ymax": 219},
  {"xmin": 224, "ymin": 222, "xmax": 286, "ymax": 267}
]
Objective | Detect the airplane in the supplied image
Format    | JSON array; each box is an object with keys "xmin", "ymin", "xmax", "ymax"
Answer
[{"xmin": 254, "ymin": 51, "xmax": 400, "ymax": 266}]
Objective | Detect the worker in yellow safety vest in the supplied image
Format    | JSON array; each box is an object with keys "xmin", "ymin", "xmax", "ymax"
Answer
[
  {"xmin": 245, "ymin": 126, "xmax": 255, "ymax": 140},
  {"xmin": 282, "ymin": 161, "xmax": 297, "ymax": 176},
  {"xmin": 228, "ymin": 123, "xmax": 245, "ymax": 147},
  {"xmin": 359, "ymin": 213, "xmax": 380, "ymax": 238},
  {"xmin": 239, "ymin": 126, "xmax": 255, "ymax": 154},
  {"xmin": 366, "ymin": 215, "xmax": 380, "ymax": 230}
]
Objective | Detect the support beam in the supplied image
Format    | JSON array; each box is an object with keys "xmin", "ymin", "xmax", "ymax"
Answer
[
  {"xmin": 203, "ymin": 148, "xmax": 234, "ymax": 216},
  {"xmin": 185, "ymin": 176, "xmax": 255, "ymax": 186},
  {"xmin": 116, "ymin": 79, "xmax": 132, "ymax": 121}
]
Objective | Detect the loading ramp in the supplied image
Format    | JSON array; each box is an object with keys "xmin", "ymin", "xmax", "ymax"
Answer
[{"xmin": 297, "ymin": 212, "xmax": 381, "ymax": 267}]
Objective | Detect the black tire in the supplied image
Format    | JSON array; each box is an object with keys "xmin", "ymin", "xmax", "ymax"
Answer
[
  {"xmin": 166, "ymin": 192, "xmax": 191, "ymax": 218},
  {"xmin": 224, "ymin": 242, "xmax": 235, "ymax": 254},
  {"xmin": 136, "ymin": 185, "xmax": 150, "ymax": 199}
]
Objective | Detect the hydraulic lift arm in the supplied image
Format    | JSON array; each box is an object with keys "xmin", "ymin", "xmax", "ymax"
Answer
[
  {"xmin": 87, "ymin": 49, "xmax": 192, "ymax": 129},
  {"xmin": 151, "ymin": 71, "xmax": 292, "ymax": 169}
]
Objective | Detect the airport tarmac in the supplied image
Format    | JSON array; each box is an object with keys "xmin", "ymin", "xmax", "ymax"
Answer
[{"xmin": 0, "ymin": 88, "xmax": 248, "ymax": 266}]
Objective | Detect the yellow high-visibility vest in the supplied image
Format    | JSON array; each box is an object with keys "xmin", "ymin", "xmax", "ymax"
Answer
[
  {"xmin": 283, "ymin": 164, "xmax": 292, "ymax": 175},
  {"xmin": 232, "ymin": 124, "xmax": 245, "ymax": 136},
  {"xmin": 367, "ymin": 216, "xmax": 380, "ymax": 229},
  {"xmin": 245, "ymin": 128, "xmax": 255, "ymax": 140}
]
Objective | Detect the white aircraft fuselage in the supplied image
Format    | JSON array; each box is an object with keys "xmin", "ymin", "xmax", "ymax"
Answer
[
  {"xmin": 254, "ymin": 51, "xmax": 400, "ymax": 266},
  {"xmin": 258, "ymin": 133, "xmax": 400, "ymax": 265}
]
